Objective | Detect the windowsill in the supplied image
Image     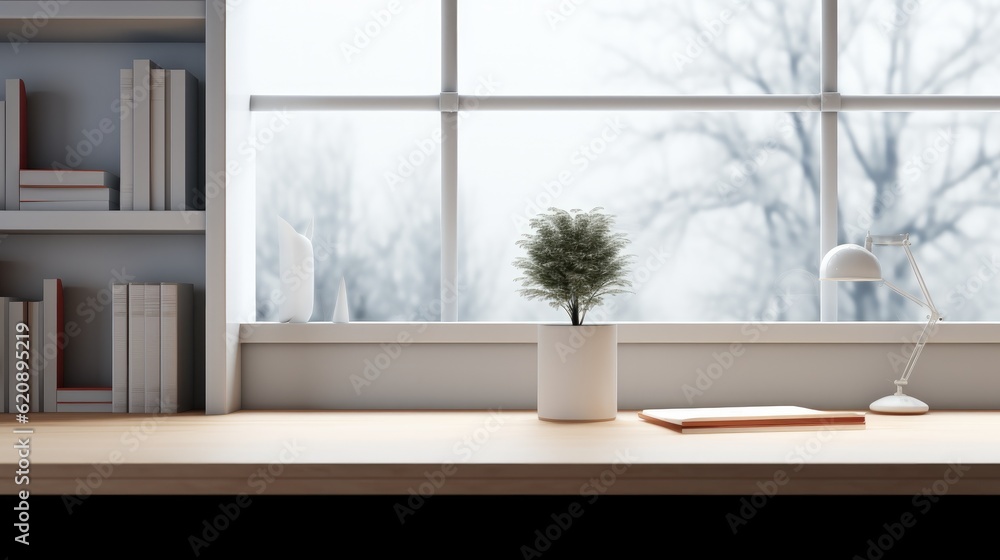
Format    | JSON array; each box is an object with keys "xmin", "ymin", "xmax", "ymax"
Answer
[{"xmin": 238, "ymin": 322, "xmax": 1000, "ymax": 344}]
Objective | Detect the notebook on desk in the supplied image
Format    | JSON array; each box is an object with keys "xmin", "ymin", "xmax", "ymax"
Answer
[{"xmin": 638, "ymin": 405, "xmax": 866, "ymax": 434}]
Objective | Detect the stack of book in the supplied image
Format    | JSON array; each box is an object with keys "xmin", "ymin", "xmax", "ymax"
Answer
[
  {"xmin": 19, "ymin": 169, "xmax": 120, "ymax": 210},
  {"xmin": 121, "ymin": 60, "xmax": 199, "ymax": 211},
  {"xmin": 4, "ymin": 78, "xmax": 121, "ymax": 211},
  {"xmin": 116, "ymin": 282, "xmax": 195, "ymax": 413},
  {"xmin": 0, "ymin": 279, "xmax": 105, "ymax": 412},
  {"xmin": 56, "ymin": 388, "xmax": 113, "ymax": 412}
]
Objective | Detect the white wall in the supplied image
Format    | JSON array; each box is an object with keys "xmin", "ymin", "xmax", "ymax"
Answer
[{"xmin": 240, "ymin": 340, "xmax": 1000, "ymax": 411}]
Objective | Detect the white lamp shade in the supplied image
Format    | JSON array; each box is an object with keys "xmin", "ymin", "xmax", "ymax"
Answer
[{"xmin": 819, "ymin": 244, "xmax": 882, "ymax": 281}]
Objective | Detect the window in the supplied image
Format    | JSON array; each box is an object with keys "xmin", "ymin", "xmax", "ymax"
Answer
[{"xmin": 249, "ymin": 0, "xmax": 1000, "ymax": 323}]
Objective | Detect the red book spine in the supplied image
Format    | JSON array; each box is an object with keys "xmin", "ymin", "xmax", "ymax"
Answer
[
  {"xmin": 17, "ymin": 79, "xmax": 27, "ymax": 169},
  {"xmin": 55, "ymin": 279, "xmax": 63, "ymax": 390}
]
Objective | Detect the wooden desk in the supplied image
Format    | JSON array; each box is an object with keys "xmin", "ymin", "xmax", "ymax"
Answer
[{"xmin": 3, "ymin": 410, "xmax": 999, "ymax": 495}]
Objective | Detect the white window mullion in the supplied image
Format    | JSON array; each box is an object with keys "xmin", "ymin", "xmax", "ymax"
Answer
[
  {"xmin": 249, "ymin": 96, "xmax": 439, "ymax": 111},
  {"xmin": 820, "ymin": 0, "xmax": 839, "ymax": 322},
  {"xmin": 459, "ymin": 95, "xmax": 820, "ymax": 111},
  {"xmin": 840, "ymin": 96, "xmax": 1000, "ymax": 111},
  {"xmin": 441, "ymin": 0, "xmax": 458, "ymax": 322},
  {"xmin": 248, "ymin": 95, "xmax": 822, "ymax": 113}
]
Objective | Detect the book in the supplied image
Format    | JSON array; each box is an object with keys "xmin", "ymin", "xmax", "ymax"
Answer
[
  {"xmin": 20, "ymin": 169, "xmax": 119, "ymax": 188},
  {"xmin": 6, "ymin": 301, "xmax": 27, "ymax": 413},
  {"xmin": 58, "ymin": 387, "xmax": 113, "ymax": 402},
  {"xmin": 144, "ymin": 282, "xmax": 161, "ymax": 413},
  {"xmin": 112, "ymin": 283, "xmax": 128, "ymax": 413},
  {"xmin": 20, "ymin": 200, "xmax": 120, "ymax": 211},
  {"xmin": 5, "ymin": 79, "xmax": 27, "ymax": 211},
  {"xmin": 120, "ymin": 69, "xmax": 133, "ymax": 210},
  {"xmin": 27, "ymin": 301, "xmax": 43, "ymax": 412},
  {"xmin": 42, "ymin": 279, "xmax": 64, "ymax": 412},
  {"xmin": 0, "ymin": 100, "xmax": 5, "ymax": 210},
  {"xmin": 57, "ymin": 402, "xmax": 112, "ymax": 412},
  {"xmin": 160, "ymin": 283, "xmax": 194, "ymax": 413},
  {"xmin": 151, "ymin": 68, "xmax": 166, "ymax": 211},
  {"xmin": 0, "ymin": 297, "xmax": 6, "ymax": 412},
  {"xmin": 20, "ymin": 187, "xmax": 120, "ymax": 204},
  {"xmin": 132, "ymin": 60, "xmax": 160, "ymax": 211},
  {"xmin": 0, "ymin": 296, "xmax": 20, "ymax": 412},
  {"xmin": 167, "ymin": 69, "xmax": 198, "ymax": 211},
  {"xmin": 638, "ymin": 406, "xmax": 866, "ymax": 434},
  {"xmin": 127, "ymin": 283, "xmax": 145, "ymax": 412}
]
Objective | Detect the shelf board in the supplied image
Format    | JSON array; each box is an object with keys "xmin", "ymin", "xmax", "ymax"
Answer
[
  {"xmin": 0, "ymin": 1, "xmax": 205, "ymax": 43},
  {"xmin": 0, "ymin": 210, "xmax": 205, "ymax": 234}
]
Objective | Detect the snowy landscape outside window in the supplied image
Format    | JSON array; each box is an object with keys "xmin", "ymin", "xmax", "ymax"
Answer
[{"xmin": 249, "ymin": 0, "xmax": 1000, "ymax": 323}]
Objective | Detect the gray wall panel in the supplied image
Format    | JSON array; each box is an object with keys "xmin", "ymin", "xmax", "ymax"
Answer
[{"xmin": 241, "ymin": 342, "xmax": 1000, "ymax": 411}]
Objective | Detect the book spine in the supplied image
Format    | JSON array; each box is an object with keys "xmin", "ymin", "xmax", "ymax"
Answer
[
  {"xmin": 185, "ymin": 73, "xmax": 198, "ymax": 211},
  {"xmin": 5, "ymin": 79, "xmax": 27, "ymax": 211},
  {"xmin": 20, "ymin": 187, "xmax": 117, "ymax": 203},
  {"xmin": 0, "ymin": 297, "xmax": 8, "ymax": 412},
  {"xmin": 42, "ymin": 279, "xmax": 63, "ymax": 412},
  {"xmin": 176, "ymin": 284, "xmax": 194, "ymax": 413},
  {"xmin": 57, "ymin": 402, "xmax": 113, "ymax": 413},
  {"xmin": 160, "ymin": 283, "xmax": 193, "ymax": 413},
  {"xmin": 19, "ymin": 169, "xmax": 113, "ymax": 187},
  {"xmin": 128, "ymin": 283, "xmax": 145, "ymax": 412},
  {"xmin": 19, "ymin": 201, "xmax": 116, "ymax": 211},
  {"xmin": 8, "ymin": 301, "xmax": 27, "ymax": 413},
  {"xmin": 120, "ymin": 69, "xmax": 133, "ymax": 210},
  {"xmin": 160, "ymin": 283, "xmax": 177, "ymax": 413},
  {"xmin": 151, "ymin": 69, "xmax": 166, "ymax": 211},
  {"xmin": 112, "ymin": 284, "xmax": 129, "ymax": 413},
  {"xmin": 27, "ymin": 301, "xmax": 42, "ymax": 413},
  {"xmin": 144, "ymin": 283, "xmax": 161, "ymax": 413},
  {"xmin": 132, "ymin": 61, "xmax": 154, "ymax": 211},
  {"xmin": 59, "ymin": 388, "xmax": 114, "ymax": 402},
  {"xmin": 0, "ymin": 100, "xmax": 5, "ymax": 211},
  {"xmin": 168, "ymin": 70, "xmax": 198, "ymax": 211}
]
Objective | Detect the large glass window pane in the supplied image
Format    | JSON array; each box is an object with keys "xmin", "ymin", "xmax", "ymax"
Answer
[
  {"xmin": 840, "ymin": 0, "xmax": 1000, "ymax": 94},
  {"xmin": 460, "ymin": 0, "xmax": 820, "ymax": 95},
  {"xmin": 838, "ymin": 112, "xmax": 1000, "ymax": 321},
  {"xmin": 244, "ymin": 0, "xmax": 439, "ymax": 95},
  {"xmin": 459, "ymin": 111, "xmax": 820, "ymax": 322},
  {"xmin": 255, "ymin": 112, "xmax": 441, "ymax": 322}
]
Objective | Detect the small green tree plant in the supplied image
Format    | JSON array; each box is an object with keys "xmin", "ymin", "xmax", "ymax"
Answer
[{"xmin": 513, "ymin": 207, "xmax": 635, "ymax": 326}]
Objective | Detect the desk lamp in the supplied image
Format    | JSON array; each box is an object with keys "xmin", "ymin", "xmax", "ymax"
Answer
[{"xmin": 819, "ymin": 232, "xmax": 941, "ymax": 414}]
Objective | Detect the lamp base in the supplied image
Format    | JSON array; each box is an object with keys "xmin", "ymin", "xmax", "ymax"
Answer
[{"xmin": 869, "ymin": 394, "xmax": 929, "ymax": 414}]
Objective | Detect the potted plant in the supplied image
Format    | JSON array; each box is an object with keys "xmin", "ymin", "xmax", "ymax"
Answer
[{"xmin": 513, "ymin": 207, "xmax": 634, "ymax": 421}]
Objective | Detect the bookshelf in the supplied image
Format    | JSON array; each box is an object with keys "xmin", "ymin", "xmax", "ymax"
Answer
[{"xmin": 0, "ymin": 1, "xmax": 209, "ymax": 409}]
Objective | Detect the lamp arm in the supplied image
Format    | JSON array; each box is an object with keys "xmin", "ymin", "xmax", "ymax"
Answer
[
  {"xmin": 885, "ymin": 240, "xmax": 942, "ymax": 393},
  {"xmin": 895, "ymin": 313, "xmax": 940, "ymax": 391},
  {"xmin": 880, "ymin": 280, "xmax": 931, "ymax": 311},
  {"xmin": 902, "ymin": 242, "xmax": 939, "ymax": 316}
]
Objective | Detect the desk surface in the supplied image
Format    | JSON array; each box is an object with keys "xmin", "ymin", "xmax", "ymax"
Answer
[{"xmin": 3, "ymin": 410, "xmax": 998, "ymax": 495}]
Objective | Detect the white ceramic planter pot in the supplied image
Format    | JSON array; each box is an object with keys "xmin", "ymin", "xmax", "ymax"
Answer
[{"xmin": 537, "ymin": 324, "xmax": 618, "ymax": 422}]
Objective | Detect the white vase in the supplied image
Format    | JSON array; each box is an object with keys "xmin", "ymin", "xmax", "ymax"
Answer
[
  {"xmin": 536, "ymin": 324, "xmax": 618, "ymax": 422},
  {"xmin": 276, "ymin": 216, "xmax": 314, "ymax": 323},
  {"xmin": 332, "ymin": 276, "xmax": 350, "ymax": 323}
]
